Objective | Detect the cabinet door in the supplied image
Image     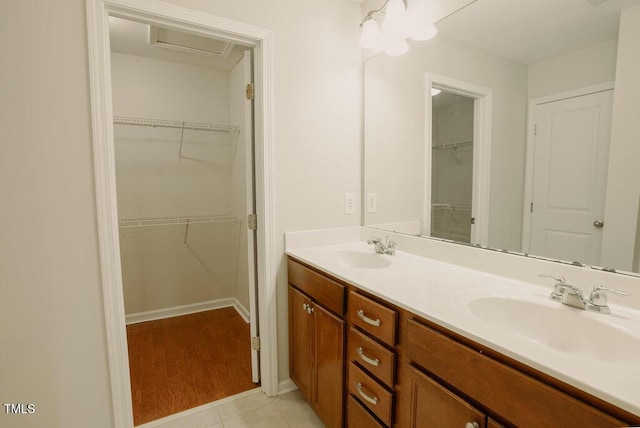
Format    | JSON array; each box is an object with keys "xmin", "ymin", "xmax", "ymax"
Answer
[
  {"xmin": 312, "ymin": 302, "xmax": 345, "ymax": 428},
  {"xmin": 408, "ymin": 365, "xmax": 486, "ymax": 428},
  {"xmin": 487, "ymin": 418, "xmax": 505, "ymax": 428},
  {"xmin": 289, "ymin": 286, "xmax": 313, "ymax": 401}
]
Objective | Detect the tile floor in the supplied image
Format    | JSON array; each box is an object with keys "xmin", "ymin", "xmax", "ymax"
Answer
[{"xmin": 142, "ymin": 388, "xmax": 325, "ymax": 428}]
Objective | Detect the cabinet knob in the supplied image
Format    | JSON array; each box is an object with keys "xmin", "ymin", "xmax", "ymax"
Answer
[
  {"xmin": 302, "ymin": 303, "xmax": 308, "ymax": 310},
  {"xmin": 465, "ymin": 422, "xmax": 480, "ymax": 428},
  {"xmin": 307, "ymin": 306, "xmax": 314, "ymax": 314}
]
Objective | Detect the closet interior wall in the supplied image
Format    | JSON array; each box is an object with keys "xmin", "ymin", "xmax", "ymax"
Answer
[
  {"xmin": 431, "ymin": 94, "xmax": 474, "ymax": 243},
  {"xmin": 111, "ymin": 51, "xmax": 250, "ymax": 318}
]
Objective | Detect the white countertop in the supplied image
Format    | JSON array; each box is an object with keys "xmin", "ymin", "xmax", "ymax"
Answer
[{"xmin": 286, "ymin": 240, "xmax": 640, "ymax": 417}]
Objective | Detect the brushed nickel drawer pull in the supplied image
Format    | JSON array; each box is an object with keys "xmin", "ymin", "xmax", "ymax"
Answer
[
  {"xmin": 357, "ymin": 309, "xmax": 381, "ymax": 327},
  {"xmin": 465, "ymin": 423, "xmax": 480, "ymax": 428},
  {"xmin": 356, "ymin": 346, "xmax": 380, "ymax": 367},
  {"xmin": 356, "ymin": 382, "xmax": 379, "ymax": 405}
]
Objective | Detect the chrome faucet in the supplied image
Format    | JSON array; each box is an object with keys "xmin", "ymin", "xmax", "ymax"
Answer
[
  {"xmin": 367, "ymin": 236, "xmax": 397, "ymax": 255},
  {"xmin": 538, "ymin": 274, "xmax": 630, "ymax": 314}
]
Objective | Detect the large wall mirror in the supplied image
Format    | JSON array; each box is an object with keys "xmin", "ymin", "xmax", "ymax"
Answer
[{"xmin": 363, "ymin": 0, "xmax": 640, "ymax": 275}]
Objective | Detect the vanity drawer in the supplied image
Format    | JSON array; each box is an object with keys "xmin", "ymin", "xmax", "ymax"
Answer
[
  {"xmin": 348, "ymin": 362, "xmax": 394, "ymax": 426},
  {"xmin": 406, "ymin": 319, "xmax": 626, "ymax": 428},
  {"xmin": 347, "ymin": 395, "xmax": 385, "ymax": 428},
  {"xmin": 348, "ymin": 291, "xmax": 397, "ymax": 347},
  {"xmin": 287, "ymin": 258, "xmax": 346, "ymax": 315},
  {"xmin": 348, "ymin": 327, "xmax": 395, "ymax": 387}
]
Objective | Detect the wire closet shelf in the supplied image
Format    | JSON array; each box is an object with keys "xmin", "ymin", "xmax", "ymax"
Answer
[
  {"xmin": 118, "ymin": 214, "xmax": 241, "ymax": 247},
  {"xmin": 113, "ymin": 115, "xmax": 239, "ymax": 133},
  {"xmin": 118, "ymin": 214, "xmax": 240, "ymax": 229}
]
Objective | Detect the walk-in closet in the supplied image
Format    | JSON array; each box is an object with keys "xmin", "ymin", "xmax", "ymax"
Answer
[
  {"xmin": 109, "ymin": 17, "xmax": 258, "ymax": 425},
  {"xmin": 431, "ymin": 90, "xmax": 474, "ymax": 243}
]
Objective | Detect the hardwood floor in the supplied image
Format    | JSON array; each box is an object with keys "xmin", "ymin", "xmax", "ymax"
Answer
[{"xmin": 127, "ymin": 307, "xmax": 257, "ymax": 425}]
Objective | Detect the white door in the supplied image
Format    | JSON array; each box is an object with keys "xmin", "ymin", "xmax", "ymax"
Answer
[
  {"xmin": 242, "ymin": 50, "xmax": 260, "ymax": 383},
  {"xmin": 530, "ymin": 90, "xmax": 613, "ymax": 265}
]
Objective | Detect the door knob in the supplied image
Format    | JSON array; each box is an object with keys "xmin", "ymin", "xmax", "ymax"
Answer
[{"xmin": 593, "ymin": 220, "xmax": 604, "ymax": 228}]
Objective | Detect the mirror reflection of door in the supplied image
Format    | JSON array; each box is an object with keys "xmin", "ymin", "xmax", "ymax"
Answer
[
  {"xmin": 431, "ymin": 89, "xmax": 475, "ymax": 243},
  {"xmin": 529, "ymin": 90, "xmax": 614, "ymax": 265}
]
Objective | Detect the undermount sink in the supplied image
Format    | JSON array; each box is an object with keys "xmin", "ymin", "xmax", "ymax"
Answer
[
  {"xmin": 323, "ymin": 249, "xmax": 392, "ymax": 269},
  {"xmin": 468, "ymin": 296, "xmax": 640, "ymax": 365}
]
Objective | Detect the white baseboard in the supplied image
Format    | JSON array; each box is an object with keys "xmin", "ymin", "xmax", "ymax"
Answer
[
  {"xmin": 126, "ymin": 297, "xmax": 250, "ymax": 325},
  {"xmin": 278, "ymin": 378, "xmax": 298, "ymax": 395},
  {"xmin": 233, "ymin": 299, "xmax": 250, "ymax": 323}
]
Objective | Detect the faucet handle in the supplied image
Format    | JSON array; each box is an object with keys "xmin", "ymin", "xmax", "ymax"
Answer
[
  {"xmin": 367, "ymin": 237, "xmax": 382, "ymax": 245},
  {"xmin": 386, "ymin": 240, "xmax": 397, "ymax": 255},
  {"xmin": 589, "ymin": 285, "xmax": 630, "ymax": 307},
  {"xmin": 538, "ymin": 274, "xmax": 567, "ymax": 284},
  {"xmin": 539, "ymin": 274, "xmax": 568, "ymax": 301}
]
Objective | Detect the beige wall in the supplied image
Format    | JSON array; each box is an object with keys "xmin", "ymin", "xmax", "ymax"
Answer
[
  {"xmin": 364, "ymin": 34, "xmax": 528, "ymax": 251},
  {"xmin": 229, "ymin": 54, "xmax": 251, "ymax": 311},
  {"xmin": 1, "ymin": 0, "xmax": 361, "ymax": 425},
  {"xmin": 112, "ymin": 52, "xmax": 246, "ymax": 315},
  {"xmin": 528, "ymin": 38, "xmax": 618, "ymax": 100},
  {"xmin": 601, "ymin": 4, "xmax": 640, "ymax": 271},
  {"xmin": 0, "ymin": 1, "xmax": 114, "ymax": 427}
]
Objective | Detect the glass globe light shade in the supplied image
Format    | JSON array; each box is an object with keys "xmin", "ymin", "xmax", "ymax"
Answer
[
  {"xmin": 385, "ymin": 38, "xmax": 410, "ymax": 56},
  {"xmin": 359, "ymin": 19, "xmax": 383, "ymax": 49},
  {"xmin": 383, "ymin": 0, "xmax": 409, "ymax": 37}
]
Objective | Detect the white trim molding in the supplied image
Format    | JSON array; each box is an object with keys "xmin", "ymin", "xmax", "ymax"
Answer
[
  {"xmin": 277, "ymin": 378, "xmax": 298, "ymax": 395},
  {"xmin": 125, "ymin": 298, "xmax": 250, "ymax": 325},
  {"xmin": 424, "ymin": 73, "xmax": 492, "ymax": 246},
  {"xmin": 521, "ymin": 81, "xmax": 615, "ymax": 253},
  {"xmin": 85, "ymin": 1, "xmax": 277, "ymax": 426}
]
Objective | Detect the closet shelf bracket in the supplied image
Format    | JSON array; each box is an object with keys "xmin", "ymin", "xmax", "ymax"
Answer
[
  {"xmin": 178, "ymin": 122, "xmax": 186, "ymax": 161},
  {"xmin": 183, "ymin": 219, "xmax": 190, "ymax": 247}
]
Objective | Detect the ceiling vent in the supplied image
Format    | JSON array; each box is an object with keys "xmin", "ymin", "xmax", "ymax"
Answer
[{"xmin": 149, "ymin": 27, "xmax": 234, "ymax": 58}]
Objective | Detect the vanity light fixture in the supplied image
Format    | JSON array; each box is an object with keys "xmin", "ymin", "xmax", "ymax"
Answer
[{"xmin": 359, "ymin": 0, "xmax": 437, "ymax": 56}]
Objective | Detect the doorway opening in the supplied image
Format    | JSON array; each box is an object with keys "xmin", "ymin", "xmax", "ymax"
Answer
[
  {"xmin": 109, "ymin": 16, "xmax": 258, "ymax": 424},
  {"xmin": 430, "ymin": 90, "xmax": 475, "ymax": 243},
  {"xmin": 86, "ymin": 1, "xmax": 277, "ymax": 426},
  {"xmin": 424, "ymin": 74, "xmax": 492, "ymax": 246}
]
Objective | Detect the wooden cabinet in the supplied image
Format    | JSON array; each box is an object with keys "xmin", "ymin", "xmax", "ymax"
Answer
[
  {"xmin": 346, "ymin": 291, "xmax": 398, "ymax": 427},
  {"xmin": 404, "ymin": 318, "xmax": 630, "ymax": 428},
  {"xmin": 407, "ymin": 365, "xmax": 486, "ymax": 428},
  {"xmin": 287, "ymin": 255, "xmax": 640, "ymax": 427},
  {"xmin": 288, "ymin": 259, "xmax": 346, "ymax": 428},
  {"xmin": 288, "ymin": 286, "xmax": 313, "ymax": 400},
  {"xmin": 347, "ymin": 395, "xmax": 385, "ymax": 427}
]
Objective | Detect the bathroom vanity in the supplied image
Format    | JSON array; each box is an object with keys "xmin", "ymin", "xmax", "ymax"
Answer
[{"xmin": 286, "ymin": 233, "xmax": 640, "ymax": 427}]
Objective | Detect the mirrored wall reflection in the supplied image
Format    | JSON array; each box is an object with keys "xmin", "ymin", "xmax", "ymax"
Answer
[
  {"xmin": 430, "ymin": 90, "xmax": 474, "ymax": 243},
  {"xmin": 363, "ymin": 0, "xmax": 640, "ymax": 275}
]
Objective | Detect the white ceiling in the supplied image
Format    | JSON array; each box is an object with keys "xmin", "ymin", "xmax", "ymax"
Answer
[
  {"xmin": 434, "ymin": 0, "xmax": 640, "ymax": 64},
  {"xmin": 111, "ymin": 0, "xmax": 640, "ymax": 69},
  {"xmin": 108, "ymin": 17, "xmax": 245, "ymax": 71}
]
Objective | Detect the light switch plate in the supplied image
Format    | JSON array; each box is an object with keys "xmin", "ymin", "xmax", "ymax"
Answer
[
  {"xmin": 366, "ymin": 193, "xmax": 377, "ymax": 213},
  {"xmin": 344, "ymin": 193, "xmax": 356, "ymax": 214}
]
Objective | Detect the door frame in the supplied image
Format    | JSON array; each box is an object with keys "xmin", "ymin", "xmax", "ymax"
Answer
[
  {"xmin": 521, "ymin": 81, "xmax": 615, "ymax": 253},
  {"xmin": 424, "ymin": 73, "xmax": 492, "ymax": 246},
  {"xmin": 85, "ymin": 1, "xmax": 277, "ymax": 426}
]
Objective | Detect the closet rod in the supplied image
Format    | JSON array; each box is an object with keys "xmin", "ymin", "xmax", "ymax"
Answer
[
  {"xmin": 432, "ymin": 140, "xmax": 473, "ymax": 150},
  {"xmin": 118, "ymin": 214, "xmax": 239, "ymax": 229},
  {"xmin": 113, "ymin": 115, "xmax": 239, "ymax": 133},
  {"xmin": 431, "ymin": 203, "xmax": 472, "ymax": 210}
]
